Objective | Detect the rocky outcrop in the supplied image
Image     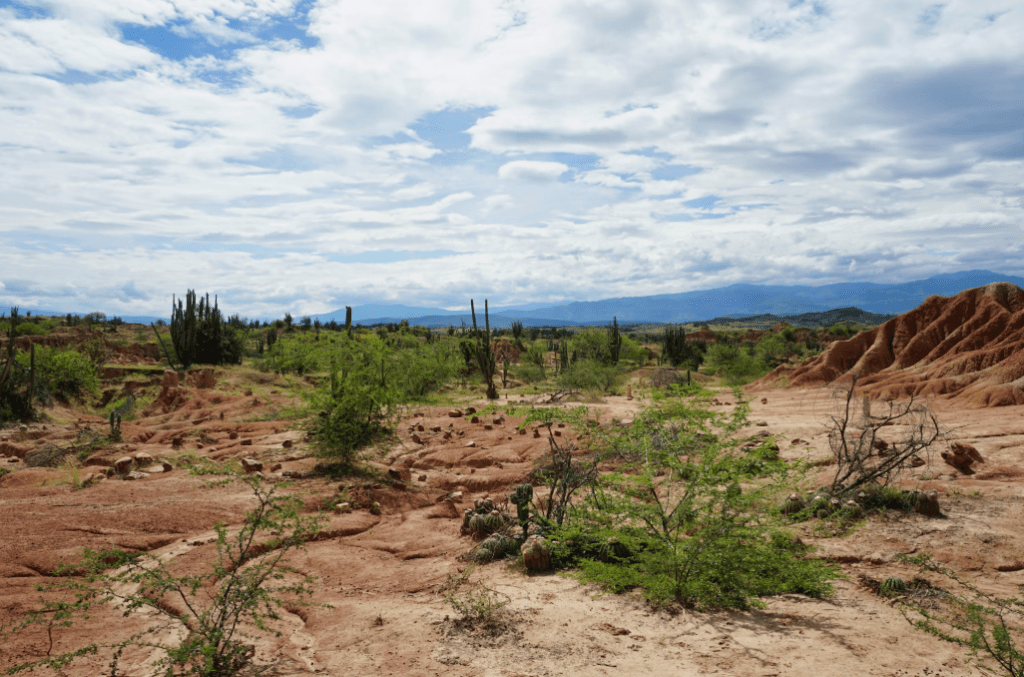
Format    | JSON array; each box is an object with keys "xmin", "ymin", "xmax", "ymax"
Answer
[{"xmin": 758, "ymin": 283, "xmax": 1024, "ymax": 406}]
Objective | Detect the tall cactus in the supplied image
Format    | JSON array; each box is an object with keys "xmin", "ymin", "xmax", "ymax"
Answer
[
  {"xmin": 470, "ymin": 299, "xmax": 498, "ymax": 399},
  {"xmin": 345, "ymin": 306, "xmax": 352, "ymax": 338},
  {"xmin": 170, "ymin": 290, "xmax": 231, "ymax": 369},
  {"xmin": 608, "ymin": 316, "xmax": 622, "ymax": 365}
]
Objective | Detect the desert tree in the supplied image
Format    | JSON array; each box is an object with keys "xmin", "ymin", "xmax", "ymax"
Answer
[{"xmin": 827, "ymin": 372, "xmax": 944, "ymax": 497}]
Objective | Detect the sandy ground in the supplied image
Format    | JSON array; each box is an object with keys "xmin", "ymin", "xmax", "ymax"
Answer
[{"xmin": 2, "ymin": 367, "xmax": 1023, "ymax": 677}]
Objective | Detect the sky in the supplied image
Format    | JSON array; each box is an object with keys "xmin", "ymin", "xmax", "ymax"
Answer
[{"xmin": 1, "ymin": 0, "xmax": 1022, "ymax": 320}]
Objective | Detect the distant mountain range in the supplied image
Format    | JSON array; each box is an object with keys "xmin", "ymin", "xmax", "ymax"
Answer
[
  {"xmin": 10, "ymin": 270, "xmax": 1023, "ymax": 329},
  {"xmin": 318, "ymin": 270, "xmax": 1024, "ymax": 328}
]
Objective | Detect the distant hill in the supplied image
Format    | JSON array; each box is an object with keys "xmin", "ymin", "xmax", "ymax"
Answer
[
  {"xmin": 326, "ymin": 270, "xmax": 1024, "ymax": 327},
  {"xmin": 756, "ymin": 283, "xmax": 1024, "ymax": 407}
]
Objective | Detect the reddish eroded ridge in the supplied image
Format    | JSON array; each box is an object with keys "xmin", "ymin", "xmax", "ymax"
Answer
[{"xmin": 758, "ymin": 282, "xmax": 1024, "ymax": 406}]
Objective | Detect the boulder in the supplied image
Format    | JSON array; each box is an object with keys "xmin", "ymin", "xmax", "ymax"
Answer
[
  {"xmin": 941, "ymin": 442, "xmax": 984, "ymax": 475},
  {"xmin": 915, "ymin": 490, "xmax": 942, "ymax": 517},
  {"xmin": 134, "ymin": 452, "xmax": 154, "ymax": 466},
  {"xmin": 160, "ymin": 459, "xmax": 173, "ymax": 472},
  {"xmin": 161, "ymin": 370, "xmax": 179, "ymax": 389},
  {"xmin": 241, "ymin": 458, "xmax": 263, "ymax": 473},
  {"xmin": 114, "ymin": 456, "xmax": 134, "ymax": 474},
  {"xmin": 123, "ymin": 470, "xmax": 149, "ymax": 481}
]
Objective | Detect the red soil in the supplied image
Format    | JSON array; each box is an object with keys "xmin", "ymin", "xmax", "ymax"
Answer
[{"xmin": 758, "ymin": 282, "xmax": 1024, "ymax": 406}]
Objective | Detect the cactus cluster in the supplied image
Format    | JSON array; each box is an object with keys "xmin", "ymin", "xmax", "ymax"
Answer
[{"xmin": 461, "ymin": 498, "xmax": 510, "ymax": 540}]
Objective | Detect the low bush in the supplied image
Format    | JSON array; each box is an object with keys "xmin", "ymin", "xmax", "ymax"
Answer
[
  {"xmin": 556, "ymin": 359, "xmax": 625, "ymax": 393},
  {"xmin": 16, "ymin": 346, "xmax": 99, "ymax": 400}
]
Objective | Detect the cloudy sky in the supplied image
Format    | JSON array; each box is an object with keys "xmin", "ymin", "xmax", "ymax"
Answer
[{"xmin": 1, "ymin": 0, "xmax": 1022, "ymax": 319}]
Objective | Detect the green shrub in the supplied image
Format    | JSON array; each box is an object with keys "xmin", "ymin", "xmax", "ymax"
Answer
[
  {"xmin": 514, "ymin": 363, "xmax": 546, "ymax": 384},
  {"xmin": 556, "ymin": 359, "xmax": 625, "ymax": 393},
  {"xmin": 704, "ymin": 343, "xmax": 770, "ymax": 385},
  {"xmin": 530, "ymin": 395, "xmax": 838, "ymax": 610},
  {"xmin": 16, "ymin": 347, "xmax": 99, "ymax": 400}
]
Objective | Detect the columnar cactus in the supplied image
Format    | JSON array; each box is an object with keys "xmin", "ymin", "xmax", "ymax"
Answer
[{"xmin": 509, "ymin": 483, "xmax": 533, "ymax": 536}]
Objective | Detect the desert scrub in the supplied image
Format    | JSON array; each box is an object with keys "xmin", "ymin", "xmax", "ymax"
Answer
[
  {"xmin": 15, "ymin": 346, "xmax": 99, "ymax": 401},
  {"xmin": 1, "ymin": 477, "xmax": 328, "ymax": 676},
  {"xmin": 514, "ymin": 393, "xmax": 839, "ymax": 611}
]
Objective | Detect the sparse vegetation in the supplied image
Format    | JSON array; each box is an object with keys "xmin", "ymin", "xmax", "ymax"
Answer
[{"xmin": 1, "ymin": 477, "xmax": 328, "ymax": 676}]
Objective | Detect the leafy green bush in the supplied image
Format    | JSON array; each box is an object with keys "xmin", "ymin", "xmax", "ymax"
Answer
[
  {"xmin": 704, "ymin": 343, "xmax": 770, "ymax": 385},
  {"xmin": 16, "ymin": 347, "xmax": 99, "ymax": 400},
  {"xmin": 556, "ymin": 359, "xmax": 625, "ymax": 393},
  {"xmin": 530, "ymin": 396, "xmax": 838, "ymax": 610}
]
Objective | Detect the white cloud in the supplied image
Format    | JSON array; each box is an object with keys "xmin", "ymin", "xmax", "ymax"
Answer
[
  {"xmin": 498, "ymin": 160, "xmax": 569, "ymax": 181},
  {"xmin": 1, "ymin": 0, "xmax": 1023, "ymax": 317}
]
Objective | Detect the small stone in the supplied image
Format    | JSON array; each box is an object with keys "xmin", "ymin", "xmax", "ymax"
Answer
[
  {"xmin": 911, "ymin": 455, "xmax": 926, "ymax": 467},
  {"xmin": 443, "ymin": 431, "xmax": 452, "ymax": 440},
  {"xmin": 418, "ymin": 474, "xmax": 427, "ymax": 482},
  {"xmin": 519, "ymin": 428, "xmax": 527, "ymax": 436},
  {"xmin": 241, "ymin": 458, "xmax": 263, "ymax": 473},
  {"xmin": 161, "ymin": 370, "xmax": 179, "ymax": 388},
  {"xmin": 171, "ymin": 437, "xmax": 183, "ymax": 449},
  {"xmin": 465, "ymin": 441, "xmax": 477, "ymax": 447},
  {"xmin": 411, "ymin": 433, "xmax": 423, "ymax": 444},
  {"xmin": 334, "ymin": 502, "xmax": 352, "ymax": 514},
  {"xmin": 761, "ymin": 398, "xmax": 768, "ymax": 404},
  {"xmin": 244, "ymin": 389, "xmax": 253, "ymax": 396},
  {"xmin": 114, "ymin": 456, "xmax": 133, "ymax": 473},
  {"xmin": 756, "ymin": 421, "xmax": 768, "ymax": 427},
  {"xmin": 134, "ymin": 452, "xmax": 153, "ymax": 465},
  {"xmin": 160, "ymin": 460, "xmax": 173, "ymax": 472},
  {"xmin": 557, "ymin": 422, "xmax": 565, "ymax": 428},
  {"xmin": 533, "ymin": 430, "xmax": 541, "ymax": 438},
  {"xmin": 271, "ymin": 463, "xmax": 282, "ymax": 471},
  {"xmin": 471, "ymin": 416, "xmax": 480, "ymax": 424},
  {"xmin": 448, "ymin": 410, "xmax": 463, "ymax": 418},
  {"xmin": 484, "ymin": 424, "xmax": 493, "ymax": 430},
  {"xmin": 430, "ymin": 425, "xmax": 442, "ymax": 433},
  {"xmin": 143, "ymin": 464, "xmax": 165, "ymax": 474},
  {"xmin": 123, "ymin": 470, "xmax": 149, "ymax": 481},
  {"xmin": 229, "ymin": 431, "xmax": 239, "ymax": 440},
  {"xmin": 554, "ymin": 430, "xmax": 562, "ymax": 437},
  {"xmin": 465, "ymin": 407, "xmax": 477, "ymax": 415},
  {"xmin": 240, "ymin": 439, "xmax": 253, "ymax": 446},
  {"xmin": 282, "ymin": 439, "xmax": 293, "ymax": 448},
  {"xmin": 388, "ymin": 467, "xmax": 411, "ymax": 482}
]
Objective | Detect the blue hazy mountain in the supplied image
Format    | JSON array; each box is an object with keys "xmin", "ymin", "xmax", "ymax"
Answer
[{"xmin": 328, "ymin": 270, "xmax": 1024, "ymax": 326}]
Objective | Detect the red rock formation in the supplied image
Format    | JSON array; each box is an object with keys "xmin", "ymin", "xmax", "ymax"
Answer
[{"xmin": 757, "ymin": 282, "xmax": 1024, "ymax": 406}]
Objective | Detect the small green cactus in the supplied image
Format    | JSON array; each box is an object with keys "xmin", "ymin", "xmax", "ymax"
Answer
[
  {"xmin": 369, "ymin": 501, "xmax": 382, "ymax": 516},
  {"xmin": 468, "ymin": 513, "xmax": 488, "ymax": 539},
  {"xmin": 781, "ymin": 493, "xmax": 805, "ymax": 516},
  {"xmin": 881, "ymin": 577, "xmax": 906, "ymax": 595},
  {"xmin": 483, "ymin": 510, "xmax": 503, "ymax": 534}
]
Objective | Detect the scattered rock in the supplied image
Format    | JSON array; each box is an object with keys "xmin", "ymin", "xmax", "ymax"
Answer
[
  {"xmin": 760, "ymin": 398, "xmax": 768, "ymax": 405},
  {"xmin": 240, "ymin": 439, "xmax": 253, "ymax": 446},
  {"xmin": 134, "ymin": 452, "xmax": 153, "ymax": 466},
  {"xmin": 484, "ymin": 424, "xmax": 493, "ymax": 431},
  {"xmin": 388, "ymin": 467, "xmax": 412, "ymax": 482},
  {"xmin": 171, "ymin": 437, "xmax": 183, "ymax": 449},
  {"xmin": 160, "ymin": 460, "xmax": 173, "ymax": 472},
  {"xmin": 122, "ymin": 471, "xmax": 149, "ymax": 481},
  {"xmin": 229, "ymin": 431, "xmax": 239, "ymax": 440},
  {"xmin": 114, "ymin": 456, "xmax": 134, "ymax": 474},
  {"xmin": 519, "ymin": 428, "xmax": 527, "ymax": 436},
  {"xmin": 241, "ymin": 458, "xmax": 263, "ymax": 473},
  {"xmin": 282, "ymin": 439, "xmax": 293, "ymax": 448},
  {"xmin": 430, "ymin": 425, "xmax": 442, "ymax": 433},
  {"xmin": 443, "ymin": 431, "xmax": 452, "ymax": 440},
  {"xmin": 465, "ymin": 441, "xmax": 477, "ymax": 448},
  {"xmin": 941, "ymin": 442, "xmax": 984, "ymax": 475},
  {"xmin": 333, "ymin": 502, "xmax": 352, "ymax": 515},
  {"xmin": 470, "ymin": 416, "xmax": 480, "ymax": 424},
  {"xmin": 448, "ymin": 410, "xmax": 463, "ymax": 418},
  {"xmin": 271, "ymin": 463, "xmax": 282, "ymax": 472},
  {"xmin": 755, "ymin": 421, "xmax": 769, "ymax": 427},
  {"xmin": 465, "ymin": 407, "xmax": 477, "ymax": 415},
  {"xmin": 418, "ymin": 474, "xmax": 427, "ymax": 482},
  {"xmin": 910, "ymin": 455, "xmax": 927, "ymax": 467},
  {"xmin": 554, "ymin": 431, "xmax": 562, "ymax": 437},
  {"xmin": 416, "ymin": 424, "xmax": 425, "ymax": 432}
]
